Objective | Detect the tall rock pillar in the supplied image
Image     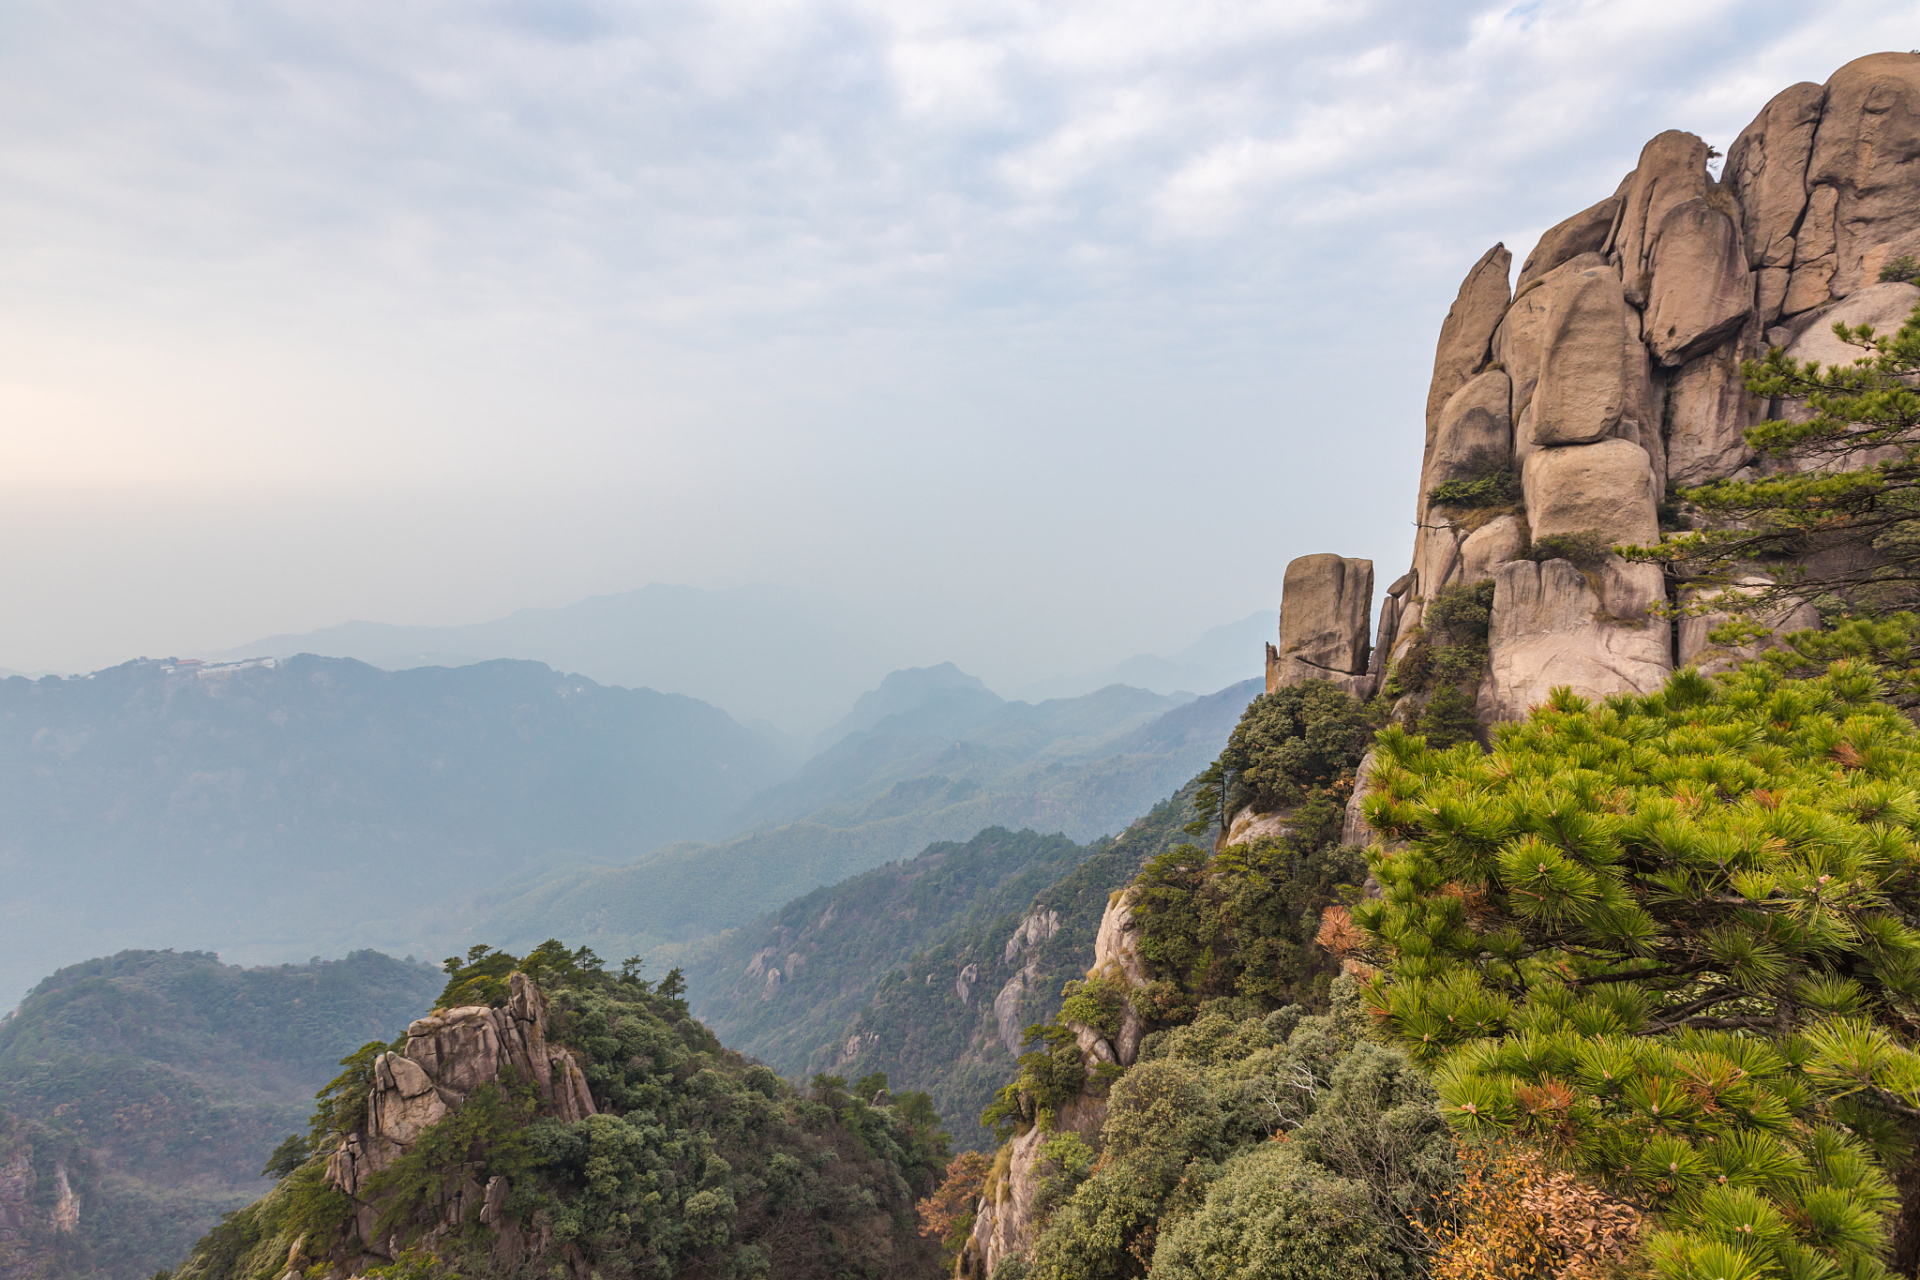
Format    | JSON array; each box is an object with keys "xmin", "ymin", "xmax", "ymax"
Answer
[{"xmin": 1267, "ymin": 554, "xmax": 1374, "ymax": 698}]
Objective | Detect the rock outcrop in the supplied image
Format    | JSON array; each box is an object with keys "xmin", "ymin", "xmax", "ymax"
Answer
[
  {"xmin": 963, "ymin": 887, "xmax": 1151, "ymax": 1279},
  {"xmin": 1345, "ymin": 54, "xmax": 1920, "ymax": 727},
  {"xmin": 327, "ymin": 973, "xmax": 594, "ymax": 1261},
  {"xmin": 1266, "ymin": 554, "xmax": 1374, "ymax": 697}
]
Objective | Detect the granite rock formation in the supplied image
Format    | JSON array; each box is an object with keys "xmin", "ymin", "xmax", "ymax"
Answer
[
  {"xmin": 326, "ymin": 973, "xmax": 594, "ymax": 1264},
  {"xmin": 1260, "ymin": 52, "xmax": 1920, "ymax": 731}
]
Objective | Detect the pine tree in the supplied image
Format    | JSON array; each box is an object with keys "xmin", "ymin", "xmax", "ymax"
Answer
[
  {"xmin": 1631, "ymin": 299, "xmax": 1920, "ymax": 620},
  {"xmin": 1351, "ymin": 662, "xmax": 1920, "ymax": 1280}
]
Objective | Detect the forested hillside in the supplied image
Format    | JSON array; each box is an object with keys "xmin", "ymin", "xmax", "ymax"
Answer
[
  {"xmin": 0, "ymin": 949, "xmax": 441, "ymax": 1280},
  {"xmin": 680, "ymin": 802, "xmax": 1199, "ymax": 1152},
  {"xmin": 952, "ymin": 641, "xmax": 1920, "ymax": 1279},
  {"xmin": 0, "ymin": 655, "xmax": 791, "ymax": 1003},
  {"xmin": 171, "ymin": 946, "xmax": 948, "ymax": 1280},
  {"xmin": 474, "ymin": 680, "xmax": 1261, "ymax": 961}
]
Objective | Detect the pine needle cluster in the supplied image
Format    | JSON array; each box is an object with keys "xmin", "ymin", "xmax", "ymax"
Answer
[{"xmin": 1353, "ymin": 661, "xmax": 1920, "ymax": 1279}]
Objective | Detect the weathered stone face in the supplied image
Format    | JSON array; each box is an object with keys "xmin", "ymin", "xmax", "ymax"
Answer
[
  {"xmin": 1424, "ymin": 244, "xmax": 1512, "ymax": 447},
  {"xmin": 1500, "ymin": 252, "xmax": 1610, "ymax": 460},
  {"xmin": 1487, "ymin": 558, "xmax": 1671, "ymax": 722},
  {"xmin": 1612, "ymin": 130, "xmax": 1710, "ymax": 305},
  {"xmin": 1724, "ymin": 81, "xmax": 1826, "ymax": 281},
  {"xmin": 1806, "ymin": 53, "xmax": 1920, "ymax": 300},
  {"xmin": 1532, "ymin": 267, "xmax": 1629, "ymax": 446},
  {"xmin": 1666, "ymin": 321, "xmax": 1762, "ymax": 487},
  {"xmin": 1644, "ymin": 198, "xmax": 1752, "ymax": 366},
  {"xmin": 1424, "ymin": 369, "xmax": 1513, "ymax": 496},
  {"xmin": 1780, "ymin": 281, "xmax": 1920, "ymax": 371},
  {"xmin": 1458, "ymin": 514, "xmax": 1525, "ymax": 584},
  {"xmin": 1518, "ymin": 194, "xmax": 1623, "ymax": 293},
  {"xmin": 1522, "ymin": 439, "xmax": 1660, "ymax": 550},
  {"xmin": 1272, "ymin": 554, "xmax": 1374, "ymax": 697}
]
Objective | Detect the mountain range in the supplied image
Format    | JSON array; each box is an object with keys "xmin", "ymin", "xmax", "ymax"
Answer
[
  {"xmin": 0, "ymin": 655, "xmax": 790, "ymax": 1005},
  {"xmin": 192, "ymin": 583, "xmax": 1273, "ymax": 737}
]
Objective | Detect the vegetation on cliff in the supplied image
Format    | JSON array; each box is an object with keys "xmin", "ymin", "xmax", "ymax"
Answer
[
  {"xmin": 174, "ymin": 945, "xmax": 950, "ymax": 1280},
  {"xmin": 1638, "ymin": 298, "xmax": 1920, "ymax": 621},
  {"xmin": 0, "ymin": 949, "xmax": 442, "ymax": 1280},
  {"xmin": 974, "ymin": 650, "xmax": 1920, "ymax": 1280},
  {"xmin": 1357, "ymin": 658, "xmax": 1920, "ymax": 1279}
]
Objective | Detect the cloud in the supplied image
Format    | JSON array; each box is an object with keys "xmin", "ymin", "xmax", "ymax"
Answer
[{"xmin": 2, "ymin": 0, "xmax": 1918, "ymax": 680}]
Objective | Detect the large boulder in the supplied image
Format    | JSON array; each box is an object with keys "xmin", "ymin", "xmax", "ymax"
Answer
[
  {"xmin": 1532, "ymin": 266, "xmax": 1629, "ymax": 446},
  {"xmin": 1612, "ymin": 130, "xmax": 1711, "ymax": 305},
  {"xmin": 1666, "ymin": 321, "xmax": 1762, "ymax": 486},
  {"xmin": 1424, "ymin": 369, "xmax": 1513, "ymax": 494},
  {"xmin": 1644, "ymin": 198, "xmax": 1752, "ymax": 365},
  {"xmin": 1806, "ymin": 53, "xmax": 1920, "ymax": 300},
  {"xmin": 1725, "ymin": 80, "xmax": 1826, "ymax": 321},
  {"xmin": 1781, "ymin": 281, "xmax": 1920, "ymax": 370},
  {"xmin": 1459, "ymin": 514, "xmax": 1525, "ymax": 582},
  {"xmin": 1424, "ymin": 244, "xmax": 1512, "ymax": 446},
  {"xmin": 1522, "ymin": 439, "xmax": 1660, "ymax": 549},
  {"xmin": 1499, "ymin": 253, "xmax": 1608, "ymax": 451},
  {"xmin": 1486, "ymin": 558, "xmax": 1671, "ymax": 721},
  {"xmin": 1272, "ymin": 554, "xmax": 1374, "ymax": 696},
  {"xmin": 1517, "ymin": 193, "xmax": 1623, "ymax": 293}
]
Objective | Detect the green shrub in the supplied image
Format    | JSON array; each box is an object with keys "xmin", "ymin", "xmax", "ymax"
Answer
[
  {"xmin": 980, "ymin": 1022, "xmax": 1093, "ymax": 1139},
  {"xmin": 1426, "ymin": 466, "xmax": 1521, "ymax": 510},
  {"xmin": 1132, "ymin": 834, "xmax": 1364, "ymax": 1021},
  {"xmin": 1523, "ymin": 529, "xmax": 1612, "ymax": 565},
  {"xmin": 1146, "ymin": 1143, "xmax": 1400, "ymax": 1280},
  {"xmin": 1103, "ymin": 1060, "xmax": 1218, "ymax": 1163},
  {"xmin": 1355, "ymin": 662, "xmax": 1920, "ymax": 1280},
  {"xmin": 1879, "ymin": 254, "xmax": 1920, "ymax": 285},
  {"xmin": 1416, "ymin": 681, "xmax": 1480, "ymax": 750},
  {"xmin": 1424, "ymin": 579, "xmax": 1494, "ymax": 646},
  {"xmin": 1189, "ymin": 681, "xmax": 1371, "ymax": 832}
]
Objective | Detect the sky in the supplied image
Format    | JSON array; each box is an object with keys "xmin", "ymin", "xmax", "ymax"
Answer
[{"xmin": 3, "ymin": 0, "xmax": 1918, "ymax": 696}]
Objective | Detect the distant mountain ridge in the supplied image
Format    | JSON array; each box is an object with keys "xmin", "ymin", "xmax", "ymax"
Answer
[
  {"xmin": 0, "ymin": 655, "xmax": 791, "ymax": 1004},
  {"xmin": 1011, "ymin": 611, "xmax": 1274, "ymax": 702},
  {"xmin": 196, "ymin": 583, "xmax": 898, "ymax": 738},
  {"xmin": 472, "ymin": 679, "xmax": 1262, "ymax": 964},
  {"xmin": 197, "ymin": 583, "xmax": 1275, "ymax": 738}
]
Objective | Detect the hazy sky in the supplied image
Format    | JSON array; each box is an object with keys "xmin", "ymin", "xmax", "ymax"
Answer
[{"xmin": 3, "ymin": 0, "xmax": 1916, "ymax": 693}]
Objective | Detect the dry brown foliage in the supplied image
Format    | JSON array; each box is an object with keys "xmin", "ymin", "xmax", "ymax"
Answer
[
  {"xmin": 1315, "ymin": 904, "xmax": 1364, "ymax": 956},
  {"xmin": 916, "ymin": 1150, "xmax": 991, "ymax": 1246},
  {"xmin": 1421, "ymin": 1141, "xmax": 1645, "ymax": 1280}
]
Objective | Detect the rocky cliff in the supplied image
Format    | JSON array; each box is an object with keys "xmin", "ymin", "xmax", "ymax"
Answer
[
  {"xmin": 960, "ymin": 886, "xmax": 1148, "ymax": 1278},
  {"xmin": 959, "ymin": 53, "xmax": 1920, "ymax": 1280},
  {"xmin": 1268, "ymin": 52, "xmax": 1920, "ymax": 726},
  {"xmin": 325, "ymin": 973, "xmax": 594, "ymax": 1269}
]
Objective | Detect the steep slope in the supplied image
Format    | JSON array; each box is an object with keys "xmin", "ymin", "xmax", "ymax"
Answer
[
  {"xmin": 472, "ymin": 680, "xmax": 1260, "ymax": 963},
  {"xmin": 0, "ymin": 655, "xmax": 791, "ymax": 999},
  {"xmin": 821, "ymin": 787, "xmax": 1203, "ymax": 1153},
  {"xmin": 0, "ymin": 950, "xmax": 442, "ymax": 1280},
  {"xmin": 680, "ymin": 828, "xmax": 1097, "ymax": 1086}
]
